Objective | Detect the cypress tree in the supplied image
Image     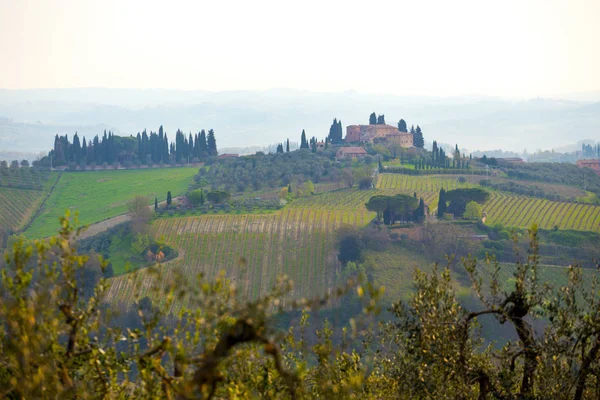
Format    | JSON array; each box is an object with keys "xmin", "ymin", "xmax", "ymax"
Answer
[
  {"xmin": 286, "ymin": 139, "xmax": 290, "ymax": 152},
  {"xmin": 207, "ymin": 129, "xmax": 217, "ymax": 156},
  {"xmin": 167, "ymin": 191, "xmax": 172, "ymax": 206},
  {"xmin": 81, "ymin": 137, "xmax": 87, "ymax": 162},
  {"xmin": 300, "ymin": 130, "xmax": 309, "ymax": 149},
  {"xmin": 198, "ymin": 130, "xmax": 207, "ymax": 157},
  {"xmin": 369, "ymin": 112, "xmax": 377, "ymax": 125},
  {"xmin": 154, "ymin": 197, "xmax": 158, "ymax": 211},
  {"xmin": 287, "ymin": 183, "xmax": 292, "ymax": 195},
  {"xmin": 398, "ymin": 119, "xmax": 408, "ymax": 132},
  {"xmin": 437, "ymin": 188, "xmax": 446, "ymax": 217},
  {"xmin": 413, "ymin": 126, "xmax": 424, "ymax": 148}
]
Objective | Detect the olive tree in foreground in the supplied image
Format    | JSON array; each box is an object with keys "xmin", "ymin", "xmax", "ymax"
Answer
[{"xmin": 1, "ymin": 215, "xmax": 600, "ymax": 399}]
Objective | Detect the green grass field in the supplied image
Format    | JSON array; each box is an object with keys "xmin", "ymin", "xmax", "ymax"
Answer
[{"xmin": 24, "ymin": 167, "xmax": 198, "ymax": 238}]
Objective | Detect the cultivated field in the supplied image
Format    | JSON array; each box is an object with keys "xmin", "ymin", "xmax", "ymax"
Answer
[
  {"xmin": 482, "ymin": 192, "xmax": 600, "ymax": 232},
  {"xmin": 0, "ymin": 187, "xmax": 46, "ymax": 231},
  {"xmin": 25, "ymin": 167, "xmax": 198, "ymax": 238},
  {"xmin": 0, "ymin": 168, "xmax": 52, "ymax": 190},
  {"xmin": 377, "ymin": 173, "xmax": 475, "ymax": 192},
  {"xmin": 105, "ymin": 208, "xmax": 374, "ymax": 307}
]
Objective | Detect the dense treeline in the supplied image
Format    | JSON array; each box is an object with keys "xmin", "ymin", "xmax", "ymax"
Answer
[
  {"xmin": 46, "ymin": 126, "xmax": 218, "ymax": 167},
  {"xmin": 194, "ymin": 150, "xmax": 346, "ymax": 192}
]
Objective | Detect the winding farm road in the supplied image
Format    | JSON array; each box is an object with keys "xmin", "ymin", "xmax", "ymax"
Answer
[{"xmin": 77, "ymin": 196, "xmax": 181, "ymax": 240}]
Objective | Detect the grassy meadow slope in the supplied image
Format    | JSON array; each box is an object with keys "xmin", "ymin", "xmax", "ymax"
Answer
[{"xmin": 24, "ymin": 167, "xmax": 197, "ymax": 238}]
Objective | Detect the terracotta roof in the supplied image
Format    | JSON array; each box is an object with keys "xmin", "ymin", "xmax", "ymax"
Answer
[{"xmin": 337, "ymin": 147, "xmax": 367, "ymax": 155}]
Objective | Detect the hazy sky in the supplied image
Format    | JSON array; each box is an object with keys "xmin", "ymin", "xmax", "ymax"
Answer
[{"xmin": 1, "ymin": 0, "xmax": 599, "ymax": 98}]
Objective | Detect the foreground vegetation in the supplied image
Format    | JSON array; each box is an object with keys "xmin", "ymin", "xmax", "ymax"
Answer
[{"xmin": 2, "ymin": 216, "xmax": 600, "ymax": 399}]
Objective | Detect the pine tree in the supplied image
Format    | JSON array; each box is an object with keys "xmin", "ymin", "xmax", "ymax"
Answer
[
  {"xmin": 410, "ymin": 125, "xmax": 415, "ymax": 135},
  {"xmin": 167, "ymin": 191, "xmax": 172, "ymax": 206},
  {"xmin": 369, "ymin": 112, "xmax": 377, "ymax": 125},
  {"xmin": 207, "ymin": 129, "xmax": 217, "ymax": 156},
  {"xmin": 398, "ymin": 119, "xmax": 408, "ymax": 132},
  {"xmin": 300, "ymin": 130, "xmax": 309, "ymax": 149}
]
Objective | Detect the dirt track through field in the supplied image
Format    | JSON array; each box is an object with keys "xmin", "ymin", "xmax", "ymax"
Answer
[{"xmin": 77, "ymin": 197, "xmax": 181, "ymax": 240}]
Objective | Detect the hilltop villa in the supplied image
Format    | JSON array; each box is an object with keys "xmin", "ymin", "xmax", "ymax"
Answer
[{"xmin": 345, "ymin": 124, "xmax": 414, "ymax": 147}]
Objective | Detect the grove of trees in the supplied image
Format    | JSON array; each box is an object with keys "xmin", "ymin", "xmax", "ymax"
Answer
[{"xmin": 46, "ymin": 126, "xmax": 218, "ymax": 167}]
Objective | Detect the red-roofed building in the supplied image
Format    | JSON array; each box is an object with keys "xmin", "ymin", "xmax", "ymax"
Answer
[
  {"xmin": 577, "ymin": 159, "xmax": 600, "ymax": 174},
  {"xmin": 218, "ymin": 153, "xmax": 239, "ymax": 159},
  {"xmin": 336, "ymin": 146, "xmax": 367, "ymax": 160}
]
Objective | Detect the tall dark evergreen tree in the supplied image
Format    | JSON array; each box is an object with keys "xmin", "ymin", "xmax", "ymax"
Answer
[
  {"xmin": 167, "ymin": 191, "xmax": 172, "ymax": 206},
  {"xmin": 300, "ymin": 130, "xmax": 309, "ymax": 149},
  {"xmin": 154, "ymin": 197, "xmax": 158, "ymax": 211},
  {"xmin": 72, "ymin": 133, "xmax": 81, "ymax": 164},
  {"xmin": 276, "ymin": 143, "xmax": 284, "ymax": 153},
  {"xmin": 398, "ymin": 119, "xmax": 408, "ymax": 132},
  {"xmin": 207, "ymin": 129, "xmax": 217, "ymax": 156},
  {"xmin": 198, "ymin": 130, "xmax": 208, "ymax": 157},
  {"xmin": 413, "ymin": 126, "xmax": 424, "ymax": 148},
  {"xmin": 328, "ymin": 118, "xmax": 343, "ymax": 144},
  {"xmin": 81, "ymin": 137, "xmax": 87, "ymax": 161},
  {"xmin": 377, "ymin": 114, "xmax": 385, "ymax": 125},
  {"xmin": 410, "ymin": 125, "xmax": 415, "ymax": 135},
  {"xmin": 286, "ymin": 139, "xmax": 290, "ymax": 153},
  {"xmin": 416, "ymin": 197, "xmax": 425, "ymax": 221},
  {"xmin": 369, "ymin": 112, "xmax": 377, "ymax": 125},
  {"xmin": 437, "ymin": 188, "xmax": 447, "ymax": 217}
]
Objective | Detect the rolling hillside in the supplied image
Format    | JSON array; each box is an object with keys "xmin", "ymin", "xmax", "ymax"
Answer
[
  {"xmin": 483, "ymin": 192, "xmax": 600, "ymax": 232},
  {"xmin": 105, "ymin": 209, "xmax": 373, "ymax": 308}
]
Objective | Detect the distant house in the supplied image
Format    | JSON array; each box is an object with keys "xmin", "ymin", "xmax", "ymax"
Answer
[
  {"xmin": 577, "ymin": 159, "xmax": 600, "ymax": 174},
  {"xmin": 336, "ymin": 146, "xmax": 367, "ymax": 159},
  {"xmin": 315, "ymin": 141, "xmax": 326, "ymax": 151},
  {"xmin": 218, "ymin": 153, "xmax": 239, "ymax": 159},
  {"xmin": 496, "ymin": 157, "xmax": 525, "ymax": 165}
]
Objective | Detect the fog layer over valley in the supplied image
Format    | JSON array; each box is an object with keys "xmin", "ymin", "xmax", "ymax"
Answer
[{"xmin": 1, "ymin": 88, "xmax": 599, "ymax": 159}]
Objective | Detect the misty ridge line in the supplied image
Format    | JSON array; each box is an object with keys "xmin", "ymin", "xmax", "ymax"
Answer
[{"xmin": 0, "ymin": 88, "xmax": 599, "ymax": 158}]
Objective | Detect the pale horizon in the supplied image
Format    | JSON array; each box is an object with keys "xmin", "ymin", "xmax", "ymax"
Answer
[{"xmin": 2, "ymin": 0, "xmax": 600, "ymax": 98}]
